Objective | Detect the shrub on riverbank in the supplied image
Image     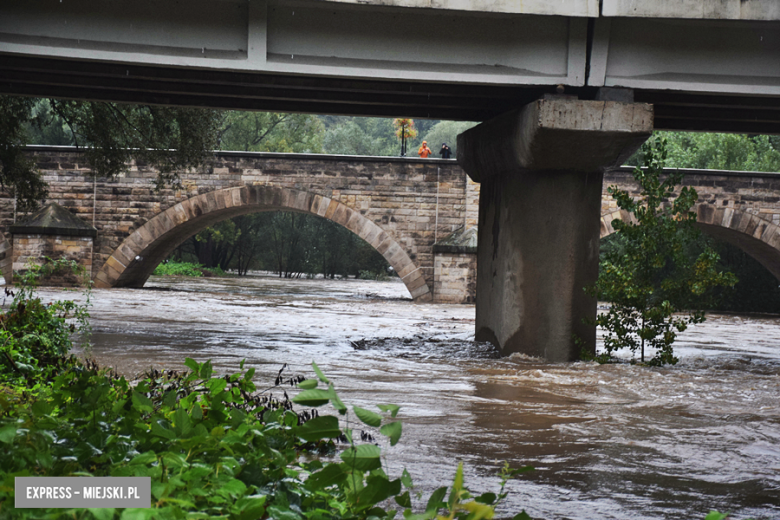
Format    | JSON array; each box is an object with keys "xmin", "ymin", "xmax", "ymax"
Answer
[
  {"xmin": 153, "ymin": 261, "xmax": 227, "ymax": 278},
  {"xmin": 0, "ymin": 269, "xmax": 531, "ymax": 519}
]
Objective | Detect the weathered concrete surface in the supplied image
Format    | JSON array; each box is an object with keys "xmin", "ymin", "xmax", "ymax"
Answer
[
  {"xmin": 602, "ymin": 0, "xmax": 780, "ymax": 20},
  {"xmin": 457, "ymin": 99, "xmax": 653, "ymax": 181},
  {"xmin": 457, "ymin": 99, "xmax": 653, "ymax": 361}
]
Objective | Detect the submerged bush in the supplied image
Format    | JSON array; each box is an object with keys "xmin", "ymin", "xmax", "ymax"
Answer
[{"xmin": 152, "ymin": 261, "xmax": 204, "ymax": 277}]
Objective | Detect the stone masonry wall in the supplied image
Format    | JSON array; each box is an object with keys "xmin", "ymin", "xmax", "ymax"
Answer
[
  {"xmin": 3, "ymin": 150, "xmax": 780, "ymax": 301},
  {"xmin": 601, "ymin": 168, "xmax": 780, "ymax": 234},
  {"xmin": 433, "ymin": 253, "xmax": 477, "ymax": 304},
  {"xmin": 4, "ymin": 148, "xmax": 471, "ymax": 298},
  {"xmin": 12, "ymin": 234, "xmax": 93, "ymax": 286}
]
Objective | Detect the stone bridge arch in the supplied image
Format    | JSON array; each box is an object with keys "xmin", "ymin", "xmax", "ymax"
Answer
[
  {"xmin": 94, "ymin": 185, "xmax": 432, "ymax": 301},
  {"xmin": 600, "ymin": 204, "xmax": 780, "ymax": 279}
]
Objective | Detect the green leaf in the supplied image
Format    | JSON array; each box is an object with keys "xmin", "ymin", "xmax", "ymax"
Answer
[
  {"xmin": 304, "ymin": 463, "xmax": 347, "ymax": 491},
  {"xmin": 151, "ymin": 420, "xmax": 176, "ymax": 440},
  {"xmin": 353, "ymin": 406, "xmax": 382, "ymax": 427},
  {"xmin": 267, "ymin": 505, "xmax": 302, "ymax": 520},
  {"xmin": 312, "ymin": 361, "xmax": 329, "ymax": 384},
  {"xmin": 120, "ymin": 508, "xmax": 156, "ymax": 520},
  {"xmin": 511, "ymin": 512, "xmax": 533, "ymax": 520},
  {"xmin": 234, "ymin": 495, "xmax": 267, "ymax": 520},
  {"xmin": 297, "ymin": 378, "xmax": 319, "ymax": 390},
  {"xmin": 377, "ymin": 404, "xmax": 400, "ymax": 418},
  {"xmin": 200, "ymin": 360, "xmax": 214, "ymax": 379},
  {"xmin": 132, "ymin": 392, "xmax": 153, "ymax": 413},
  {"xmin": 244, "ymin": 367, "xmax": 256, "ymax": 381},
  {"xmin": 425, "ymin": 487, "xmax": 448, "ymax": 515},
  {"xmin": 174, "ymin": 406, "xmax": 193, "ymax": 437},
  {"xmin": 217, "ymin": 478, "xmax": 247, "ymax": 498},
  {"xmin": 475, "ymin": 492, "xmax": 497, "ymax": 505},
  {"xmin": 295, "ymin": 416, "xmax": 341, "ymax": 442},
  {"xmin": 32, "ymin": 401, "xmax": 54, "ymax": 416},
  {"xmin": 129, "ymin": 451, "xmax": 157, "ymax": 465},
  {"xmin": 340, "ymin": 444, "xmax": 382, "ymax": 471},
  {"xmin": 394, "ymin": 490, "xmax": 412, "ymax": 508},
  {"xmin": 355, "ymin": 476, "xmax": 402, "ymax": 512},
  {"xmin": 329, "ymin": 385, "xmax": 347, "ymax": 415},
  {"xmin": 184, "ymin": 358, "xmax": 199, "ymax": 373},
  {"xmin": 704, "ymin": 513, "xmax": 729, "ymax": 520},
  {"xmin": 401, "ymin": 468, "xmax": 413, "ymax": 489},
  {"xmin": 162, "ymin": 390, "xmax": 177, "ymax": 409},
  {"xmin": 89, "ymin": 508, "xmax": 116, "ymax": 520},
  {"xmin": 208, "ymin": 378, "xmax": 227, "ymax": 394},
  {"xmin": 0, "ymin": 424, "xmax": 17, "ymax": 444},
  {"xmin": 292, "ymin": 389, "xmax": 332, "ymax": 407},
  {"xmin": 379, "ymin": 421, "xmax": 402, "ymax": 446}
]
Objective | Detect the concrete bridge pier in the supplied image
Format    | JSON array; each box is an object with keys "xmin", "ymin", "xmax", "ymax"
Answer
[{"xmin": 457, "ymin": 98, "xmax": 653, "ymax": 361}]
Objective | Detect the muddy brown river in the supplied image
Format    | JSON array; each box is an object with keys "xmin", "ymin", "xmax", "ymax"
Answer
[{"xmin": 33, "ymin": 275, "xmax": 780, "ymax": 520}]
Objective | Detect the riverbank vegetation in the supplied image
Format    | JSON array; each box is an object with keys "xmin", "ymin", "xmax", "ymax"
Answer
[
  {"xmin": 0, "ymin": 265, "xmax": 533, "ymax": 519},
  {"xmin": 152, "ymin": 261, "xmax": 226, "ymax": 278},
  {"xmin": 589, "ymin": 140, "xmax": 737, "ymax": 365}
]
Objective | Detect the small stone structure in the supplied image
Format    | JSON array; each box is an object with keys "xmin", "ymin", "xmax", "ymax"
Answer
[
  {"xmin": 433, "ymin": 227, "xmax": 477, "ymax": 303},
  {"xmin": 9, "ymin": 202, "xmax": 97, "ymax": 286}
]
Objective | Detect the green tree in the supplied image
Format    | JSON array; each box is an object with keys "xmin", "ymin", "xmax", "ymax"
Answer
[
  {"xmin": 591, "ymin": 139, "xmax": 736, "ymax": 365},
  {"xmin": 628, "ymin": 132, "xmax": 780, "ymax": 172},
  {"xmin": 0, "ymin": 97, "xmax": 49, "ymax": 212},
  {"xmin": 219, "ymin": 112, "xmax": 324, "ymax": 153},
  {"xmin": 323, "ymin": 117, "xmax": 398, "ymax": 156},
  {"xmin": 0, "ymin": 95, "xmax": 223, "ymax": 211}
]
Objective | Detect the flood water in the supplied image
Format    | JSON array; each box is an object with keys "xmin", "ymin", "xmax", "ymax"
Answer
[{"xmin": 34, "ymin": 275, "xmax": 780, "ymax": 520}]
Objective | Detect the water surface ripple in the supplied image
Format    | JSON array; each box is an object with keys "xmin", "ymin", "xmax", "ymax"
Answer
[{"xmin": 36, "ymin": 275, "xmax": 780, "ymax": 520}]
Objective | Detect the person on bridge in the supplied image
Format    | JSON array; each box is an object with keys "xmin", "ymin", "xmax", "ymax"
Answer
[
  {"xmin": 439, "ymin": 143, "xmax": 452, "ymax": 159},
  {"xmin": 418, "ymin": 141, "xmax": 433, "ymax": 158}
]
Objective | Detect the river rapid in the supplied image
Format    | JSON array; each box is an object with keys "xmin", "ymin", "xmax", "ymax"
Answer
[{"xmin": 34, "ymin": 275, "xmax": 780, "ymax": 520}]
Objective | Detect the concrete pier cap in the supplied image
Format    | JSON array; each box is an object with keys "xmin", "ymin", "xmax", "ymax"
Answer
[{"xmin": 457, "ymin": 98, "xmax": 653, "ymax": 362}]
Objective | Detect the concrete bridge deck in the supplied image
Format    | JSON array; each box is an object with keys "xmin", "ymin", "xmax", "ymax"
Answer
[{"xmin": 1, "ymin": 0, "xmax": 779, "ymax": 132}]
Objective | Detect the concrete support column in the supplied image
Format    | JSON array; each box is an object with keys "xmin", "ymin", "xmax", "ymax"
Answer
[{"xmin": 457, "ymin": 98, "xmax": 653, "ymax": 361}]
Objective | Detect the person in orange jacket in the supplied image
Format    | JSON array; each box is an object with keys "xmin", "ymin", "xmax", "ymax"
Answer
[{"xmin": 418, "ymin": 141, "xmax": 433, "ymax": 158}]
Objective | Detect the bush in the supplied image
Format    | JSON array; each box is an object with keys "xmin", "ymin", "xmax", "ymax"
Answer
[
  {"xmin": 0, "ymin": 259, "xmax": 90, "ymax": 384},
  {"xmin": 0, "ymin": 357, "xmax": 535, "ymax": 519},
  {"xmin": 152, "ymin": 261, "xmax": 204, "ymax": 277}
]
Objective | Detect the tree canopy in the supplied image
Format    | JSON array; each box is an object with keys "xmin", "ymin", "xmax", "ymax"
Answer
[{"xmin": 592, "ymin": 140, "xmax": 737, "ymax": 365}]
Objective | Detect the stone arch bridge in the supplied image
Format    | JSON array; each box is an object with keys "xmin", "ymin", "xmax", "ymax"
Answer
[
  {"xmin": 3, "ymin": 147, "xmax": 780, "ymax": 302},
  {"xmin": 1, "ymin": 147, "xmax": 480, "ymax": 302}
]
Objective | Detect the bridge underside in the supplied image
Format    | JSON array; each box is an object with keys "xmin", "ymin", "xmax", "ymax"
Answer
[
  {"xmin": 2, "ymin": 0, "xmax": 779, "ymax": 132},
  {"xmin": 2, "ymin": 56, "xmax": 779, "ymax": 134}
]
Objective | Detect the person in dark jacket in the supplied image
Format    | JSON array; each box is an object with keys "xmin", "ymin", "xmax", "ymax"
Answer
[{"xmin": 439, "ymin": 143, "xmax": 452, "ymax": 159}]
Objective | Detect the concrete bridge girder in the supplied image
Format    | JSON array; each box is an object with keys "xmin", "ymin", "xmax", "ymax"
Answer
[
  {"xmin": 2, "ymin": 0, "xmax": 780, "ymax": 131},
  {"xmin": 95, "ymin": 185, "xmax": 432, "ymax": 300}
]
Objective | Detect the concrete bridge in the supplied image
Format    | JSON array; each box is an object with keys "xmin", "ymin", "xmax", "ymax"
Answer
[{"xmin": 6, "ymin": 147, "xmax": 780, "ymax": 309}]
